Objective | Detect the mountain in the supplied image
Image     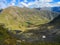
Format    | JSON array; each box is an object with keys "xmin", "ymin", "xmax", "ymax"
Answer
[
  {"xmin": 0, "ymin": 6, "xmax": 60, "ymax": 45},
  {"xmin": 0, "ymin": 6, "xmax": 59, "ymax": 31},
  {"xmin": 36, "ymin": 7, "xmax": 60, "ymax": 12},
  {"xmin": 8, "ymin": 14, "xmax": 60, "ymax": 43},
  {"xmin": 0, "ymin": 9, "xmax": 3, "ymax": 13},
  {"xmin": 19, "ymin": 13, "xmax": 60, "ymax": 42},
  {"xmin": 52, "ymin": 7, "xmax": 60, "ymax": 12},
  {"xmin": 41, "ymin": 7, "xmax": 60, "ymax": 12}
]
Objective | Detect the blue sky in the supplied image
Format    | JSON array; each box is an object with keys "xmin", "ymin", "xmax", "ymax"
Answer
[{"xmin": 0, "ymin": 0, "xmax": 60, "ymax": 9}]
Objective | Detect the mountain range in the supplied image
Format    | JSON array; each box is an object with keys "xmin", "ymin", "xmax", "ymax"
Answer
[
  {"xmin": 52, "ymin": 7, "xmax": 60, "ymax": 12},
  {"xmin": 0, "ymin": 6, "xmax": 59, "ymax": 31},
  {"xmin": 36, "ymin": 7, "xmax": 60, "ymax": 12},
  {"xmin": 7, "ymin": 11, "xmax": 60, "ymax": 43},
  {"xmin": 0, "ymin": 6, "xmax": 60, "ymax": 45}
]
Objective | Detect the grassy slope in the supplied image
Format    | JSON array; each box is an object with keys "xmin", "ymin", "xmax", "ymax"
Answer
[
  {"xmin": 0, "ymin": 7, "xmax": 60, "ymax": 45},
  {"xmin": 0, "ymin": 24, "xmax": 60, "ymax": 45},
  {"xmin": 0, "ymin": 24, "xmax": 17, "ymax": 45},
  {"xmin": 0, "ymin": 6, "xmax": 59, "ymax": 31}
]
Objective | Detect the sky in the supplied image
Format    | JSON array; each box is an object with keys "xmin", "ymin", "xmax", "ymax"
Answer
[{"xmin": 0, "ymin": 0, "xmax": 60, "ymax": 9}]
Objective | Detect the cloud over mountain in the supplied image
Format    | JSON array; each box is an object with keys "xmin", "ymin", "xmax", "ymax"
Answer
[{"xmin": 0, "ymin": 0, "xmax": 60, "ymax": 9}]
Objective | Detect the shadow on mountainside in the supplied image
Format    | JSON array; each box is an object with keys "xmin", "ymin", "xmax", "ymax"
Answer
[{"xmin": 7, "ymin": 14, "xmax": 60, "ymax": 43}]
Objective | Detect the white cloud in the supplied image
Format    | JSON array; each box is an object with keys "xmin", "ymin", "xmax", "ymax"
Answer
[
  {"xmin": 0, "ymin": 0, "xmax": 7, "ymax": 9},
  {"xmin": 27, "ymin": 0, "xmax": 60, "ymax": 8},
  {"xmin": 11, "ymin": 3, "xmax": 15, "ymax": 6},
  {"xmin": 57, "ymin": 2, "xmax": 60, "ymax": 4},
  {"xmin": 18, "ymin": 1, "xmax": 34, "ymax": 8},
  {"xmin": 52, "ymin": 2, "xmax": 60, "ymax": 7},
  {"xmin": 38, "ymin": 0, "xmax": 53, "ymax": 3},
  {"xmin": 20, "ymin": 2, "xmax": 29, "ymax": 7},
  {"xmin": 24, "ymin": 0, "xmax": 28, "ymax": 2},
  {"xmin": 0, "ymin": 0, "xmax": 60, "ymax": 9},
  {"xmin": 9, "ymin": 0, "xmax": 16, "ymax": 6},
  {"xmin": 22, "ymin": 0, "xmax": 53, "ymax": 8}
]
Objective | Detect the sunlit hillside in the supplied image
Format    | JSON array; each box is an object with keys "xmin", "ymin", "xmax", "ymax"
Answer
[
  {"xmin": 0, "ymin": 6, "xmax": 59, "ymax": 31},
  {"xmin": 0, "ymin": 6, "xmax": 60, "ymax": 45}
]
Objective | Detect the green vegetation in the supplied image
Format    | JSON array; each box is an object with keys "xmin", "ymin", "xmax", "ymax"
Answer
[
  {"xmin": 0, "ymin": 6, "xmax": 60, "ymax": 45},
  {"xmin": 18, "ymin": 42, "xmax": 60, "ymax": 45},
  {"xmin": 0, "ymin": 6, "xmax": 59, "ymax": 31},
  {"xmin": 0, "ymin": 23, "xmax": 60, "ymax": 45},
  {"xmin": 0, "ymin": 23, "xmax": 17, "ymax": 45}
]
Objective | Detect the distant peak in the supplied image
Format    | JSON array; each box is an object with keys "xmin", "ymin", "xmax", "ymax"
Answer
[{"xmin": 7, "ymin": 6, "xmax": 20, "ymax": 9}]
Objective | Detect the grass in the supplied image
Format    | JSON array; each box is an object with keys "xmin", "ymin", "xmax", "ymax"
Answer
[
  {"xmin": 0, "ymin": 24, "xmax": 17, "ymax": 45},
  {"xmin": 0, "ymin": 6, "xmax": 60, "ymax": 45},
  {"xmin": 0, "ymin": 7, "xmax": 51, "ymax": 31},
  {"xmin": 0, "ymin": 23, "xmax": 60, "ymax": 45}
]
